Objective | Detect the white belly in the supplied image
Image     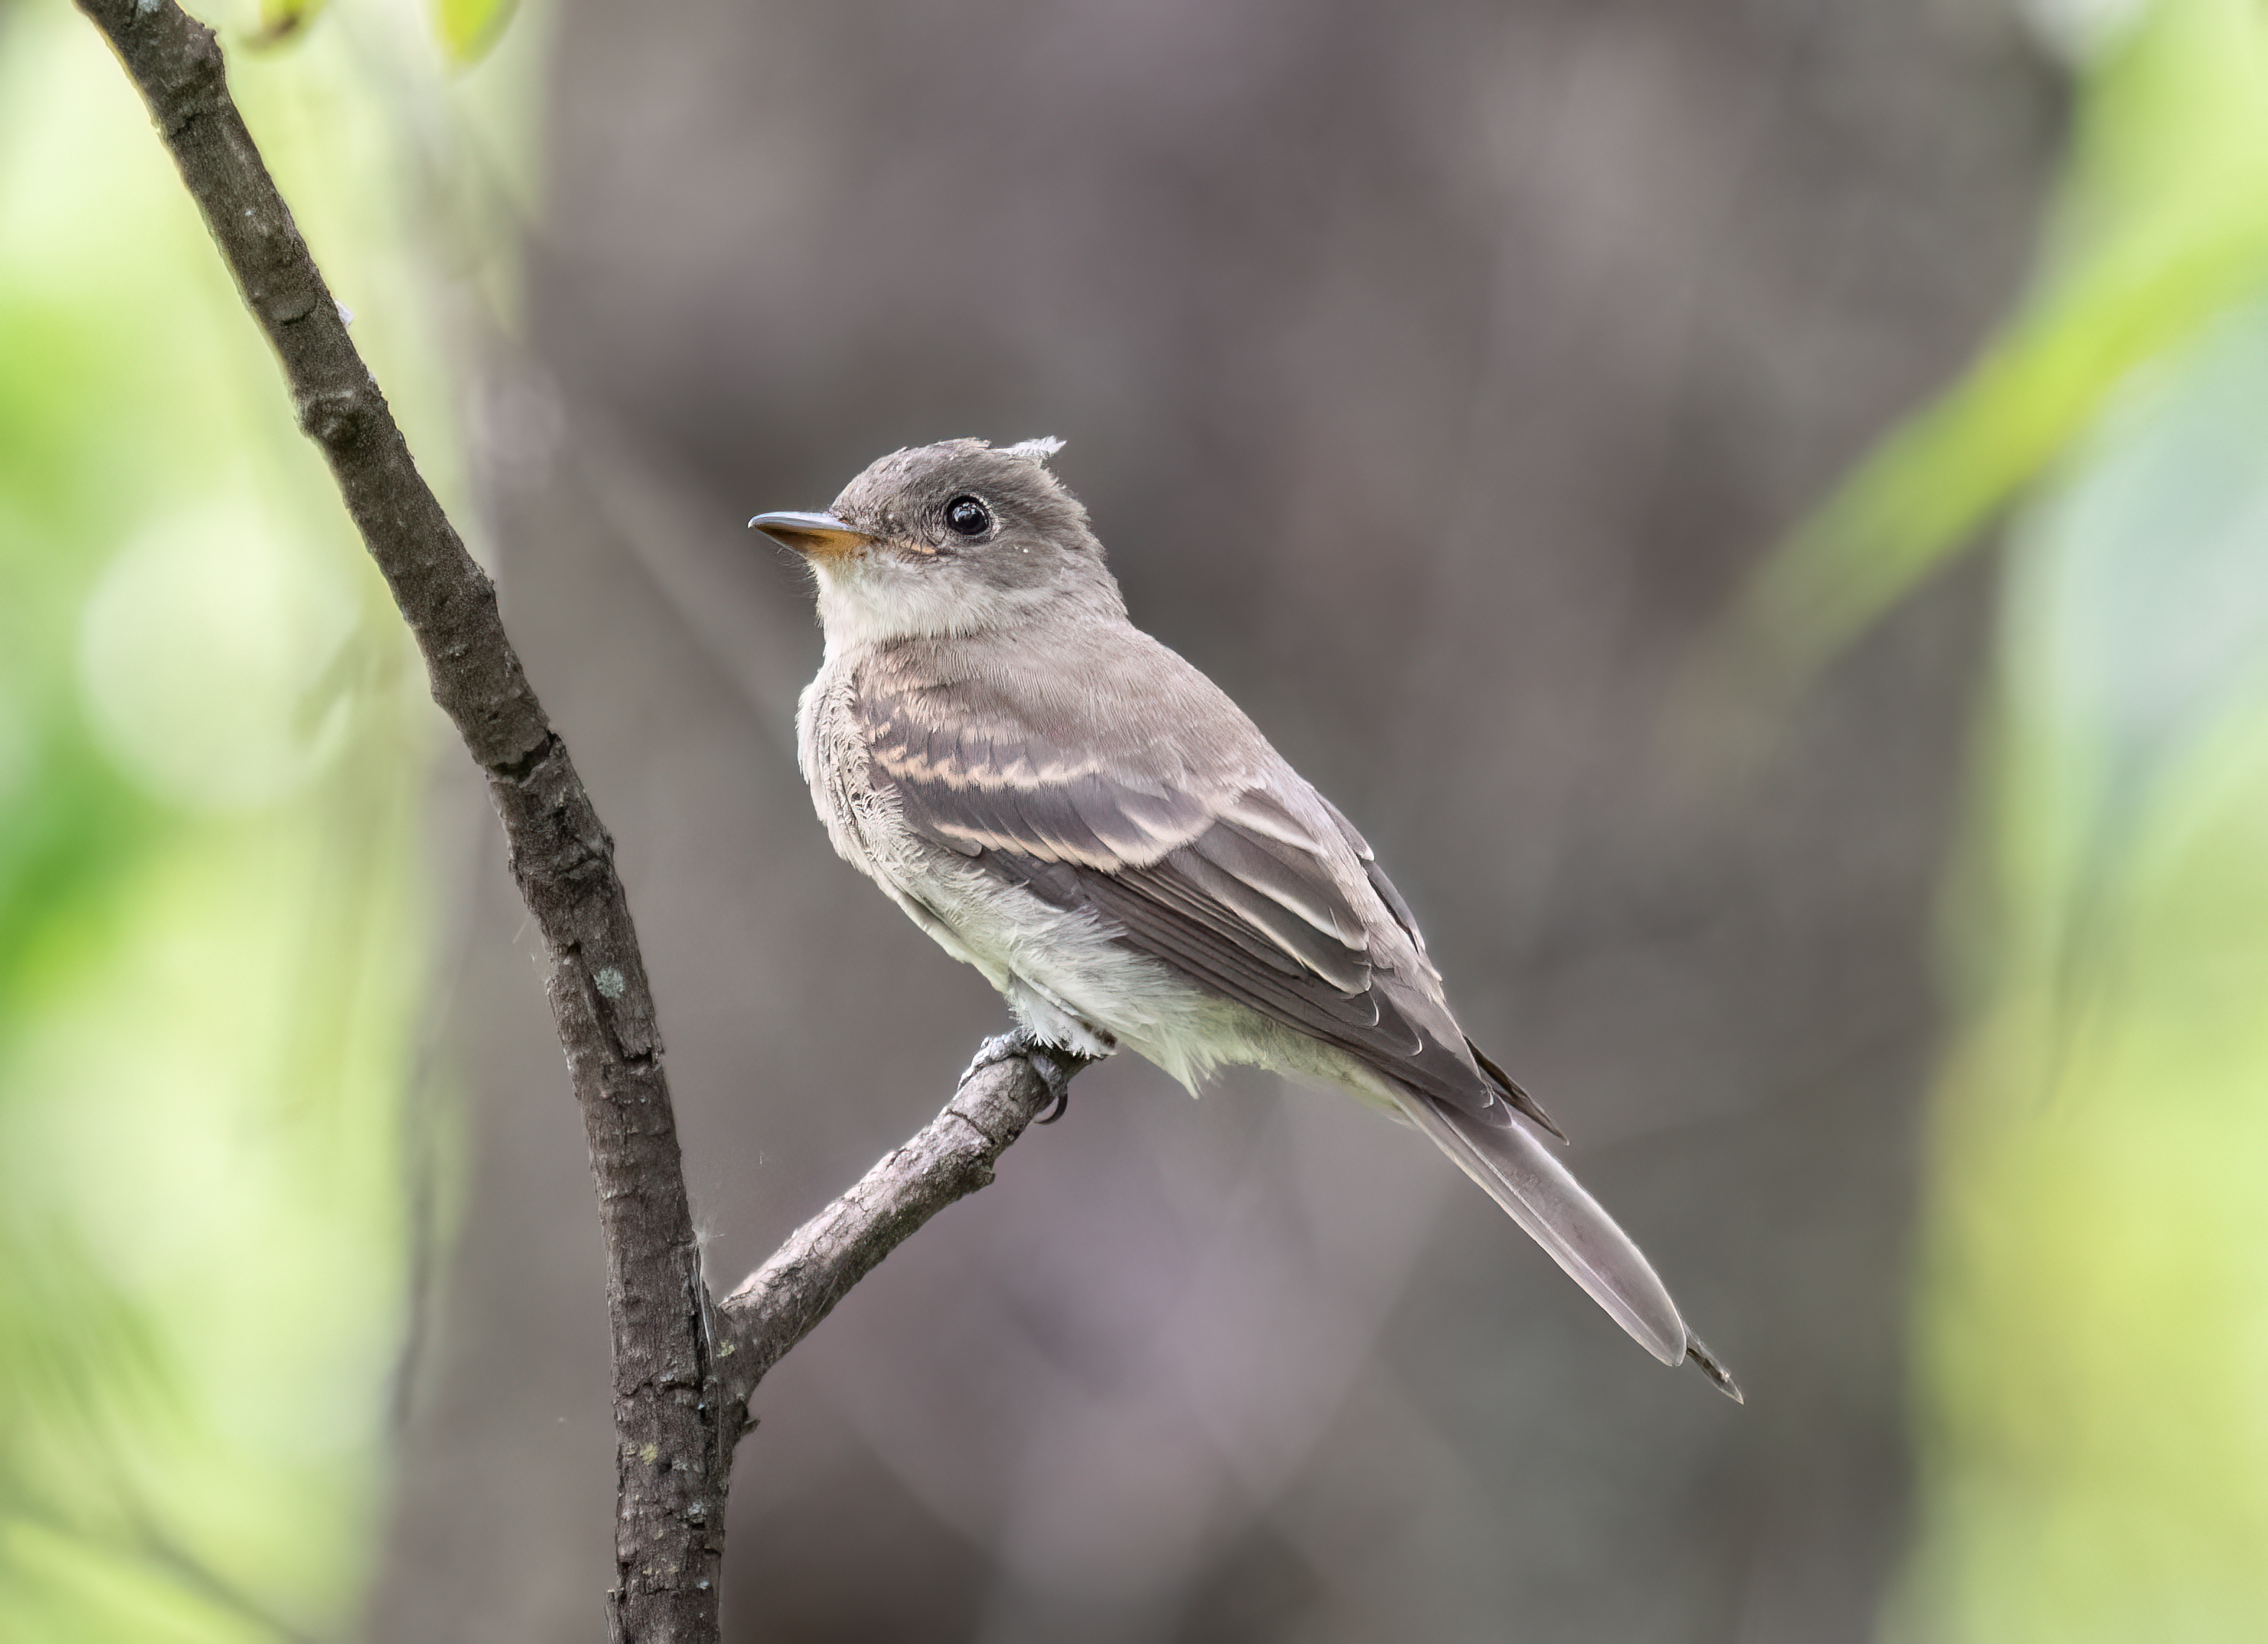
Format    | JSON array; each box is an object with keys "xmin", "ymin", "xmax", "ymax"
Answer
[{"xmin": 799, "ymin": 659, "xmax": 1219, "ymax": 1075}]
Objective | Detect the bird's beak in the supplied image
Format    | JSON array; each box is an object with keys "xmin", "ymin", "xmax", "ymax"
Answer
[{"xmin": 748, "ymin": 510, "xmax": 876, "ymax": 560}]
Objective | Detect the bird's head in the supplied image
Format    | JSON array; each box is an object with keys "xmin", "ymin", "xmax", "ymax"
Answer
[{"xmin": 752, "ymin": 438, "xmax": 1125, "ymax": 649}]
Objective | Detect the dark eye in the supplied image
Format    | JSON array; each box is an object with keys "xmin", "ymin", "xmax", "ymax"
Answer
[{"xmin": 944, "ymin": 495, "xmax": 991, "ymax": 538}]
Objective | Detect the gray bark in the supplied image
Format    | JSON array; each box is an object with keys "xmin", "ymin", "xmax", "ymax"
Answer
[{"xmin": 74, "ymin": 4, "xmax": 1083, "ymax": 1638}]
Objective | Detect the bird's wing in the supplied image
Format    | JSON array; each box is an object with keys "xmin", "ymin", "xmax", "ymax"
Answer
[
  {"xmin": 858, "ymin": 636, "xmax": 1729, "ymax": 1392},
  {"xmin": 858, "ymin": 639, "xmax": 1541, "ymax": 1124}
]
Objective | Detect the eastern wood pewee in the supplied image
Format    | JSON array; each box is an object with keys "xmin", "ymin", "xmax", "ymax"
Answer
[{"xmin": 753, "ymin": 437, "xmax": 1737, "ymax": 1399}]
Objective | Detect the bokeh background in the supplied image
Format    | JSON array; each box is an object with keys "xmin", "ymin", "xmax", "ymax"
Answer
[{"xmin": 7, "ymin": 0, "xmax": 2268, "ymax": 1639}]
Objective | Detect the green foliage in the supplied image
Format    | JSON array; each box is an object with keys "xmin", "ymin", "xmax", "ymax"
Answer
[
  {"xmin": 433, "ymin": 0, "xmax": 518, "ymax": 69},
  {"xmin": 1745, "ymin": 3, "xmax": 2268, "ymax": 1638},
  {"xmin": 0, "ymin": 0, "xmax": 528, "ymax": 1632},
  {"xmin": 234, "ymin": 0, "xmax": 524, "ymax": 74},
  {"xmin": 1882, "ymin": 300, "xmax": 2268, "ymax": 1644},
  {"xmin": 1744, "ymin": 0, "xmax": 2268, "ymax": 683},
  {"xmin": 250, "ymin": 0, "xmax": 329, "ymax": 51}
]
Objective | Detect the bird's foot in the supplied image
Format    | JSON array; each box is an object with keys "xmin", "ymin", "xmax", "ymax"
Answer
[{"xmin": 962, "ymin": 1028, "xmax": 1091, "ymax": 1124}]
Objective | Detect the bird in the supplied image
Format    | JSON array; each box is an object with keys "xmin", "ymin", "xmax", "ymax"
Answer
[{"xmin": 751, "ymin": 437, "xmax": 1739, "ymax": 1400}]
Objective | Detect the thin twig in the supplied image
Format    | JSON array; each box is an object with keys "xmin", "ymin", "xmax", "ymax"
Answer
[
  {"xmin": 75, "ymin": 4, "xmax": 1082, "ymax": 1638},
  {"xmin": 717, "ymin": 1041, "xmax": 1088, "ymax": 1400}
]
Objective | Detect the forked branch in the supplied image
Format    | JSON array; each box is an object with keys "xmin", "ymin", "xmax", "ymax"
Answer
[{"xmin": 74, "ymin": 3, "xmax": 1080, "ymax": 1638}]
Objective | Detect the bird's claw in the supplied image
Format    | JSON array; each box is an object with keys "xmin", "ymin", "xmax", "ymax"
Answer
[
  {"xmin": 1031, "ymin": 1059, "xmax": 1073, "ymax": 1124},
  {"xmin": 962, "ymin": 1028, "xmax": 1084, "ymax": 1124}
]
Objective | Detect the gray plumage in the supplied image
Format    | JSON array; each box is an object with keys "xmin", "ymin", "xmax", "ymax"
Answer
[{"xmin": 753, "ymin": 438, "xmax": 1738, "ymax": 1400}]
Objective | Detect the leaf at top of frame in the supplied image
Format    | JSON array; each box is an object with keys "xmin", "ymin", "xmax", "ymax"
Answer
[
  {"xmin": 435, "ymin": 0, "xmax": 520, "ymax": 69},
  {"xmin": 249, "ymin": 0, "xmax": 328, "ymax": 51}
]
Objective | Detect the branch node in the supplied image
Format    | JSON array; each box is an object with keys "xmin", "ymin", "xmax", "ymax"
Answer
[
  {"xmin": 294, "ymin": 383, "xmax": 366, "ymax": 447},
  {"xmin": 492, "ymin": 730, "xmax": 560, "ymax": 786}
]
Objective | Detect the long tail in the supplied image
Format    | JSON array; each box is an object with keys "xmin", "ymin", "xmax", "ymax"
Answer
[{"xmin": 1396, "ymin": 1090, "xmax": 1742, "ymax": 1402}]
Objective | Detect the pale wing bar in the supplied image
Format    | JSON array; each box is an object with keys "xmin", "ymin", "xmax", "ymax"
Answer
[{"xmin": 871, "ymin": 701, "xmax": 1557, "ymax": 1127}]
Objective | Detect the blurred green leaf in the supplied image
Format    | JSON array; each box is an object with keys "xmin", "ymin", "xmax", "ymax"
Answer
[
  {"xmin": 1, "ymin": 2, "xmax": 508, "ymax": 1635},
  {"xmin": 1967, "ymin": 302, "xmax": 2268, "ymax": 1054},
  {"xmin": 249, "ymin": 0, "xmax": 328, "ymax": 52},
  {"xmin": 433, "ymin": 0, "xmax": 518, "ymax": 69},
  {"xmin": 2014, "ymin": 303, "xmax": 2268, "ymax": 803},
  {"xmin": 1744, "ymin": 0, "xmax": 2268, "ymax": 680},
  {"xmin": 1853, "ymin": 7, "xmax": 2268, "ymax": 1640}
]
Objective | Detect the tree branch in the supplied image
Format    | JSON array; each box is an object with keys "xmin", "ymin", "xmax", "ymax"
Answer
[
  {"xmin": 717, "ymin": 1039, "xmax": 1088, "ymax": 1399},
  {"xmin": 74, "ymin": 3, "xmax": 1084, "ymax": 1638}
]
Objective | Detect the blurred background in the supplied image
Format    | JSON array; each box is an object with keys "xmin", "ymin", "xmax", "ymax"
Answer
[{"xmin": 6, "ymin": 0, "xmax": 2268, "ymax": 1639}]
